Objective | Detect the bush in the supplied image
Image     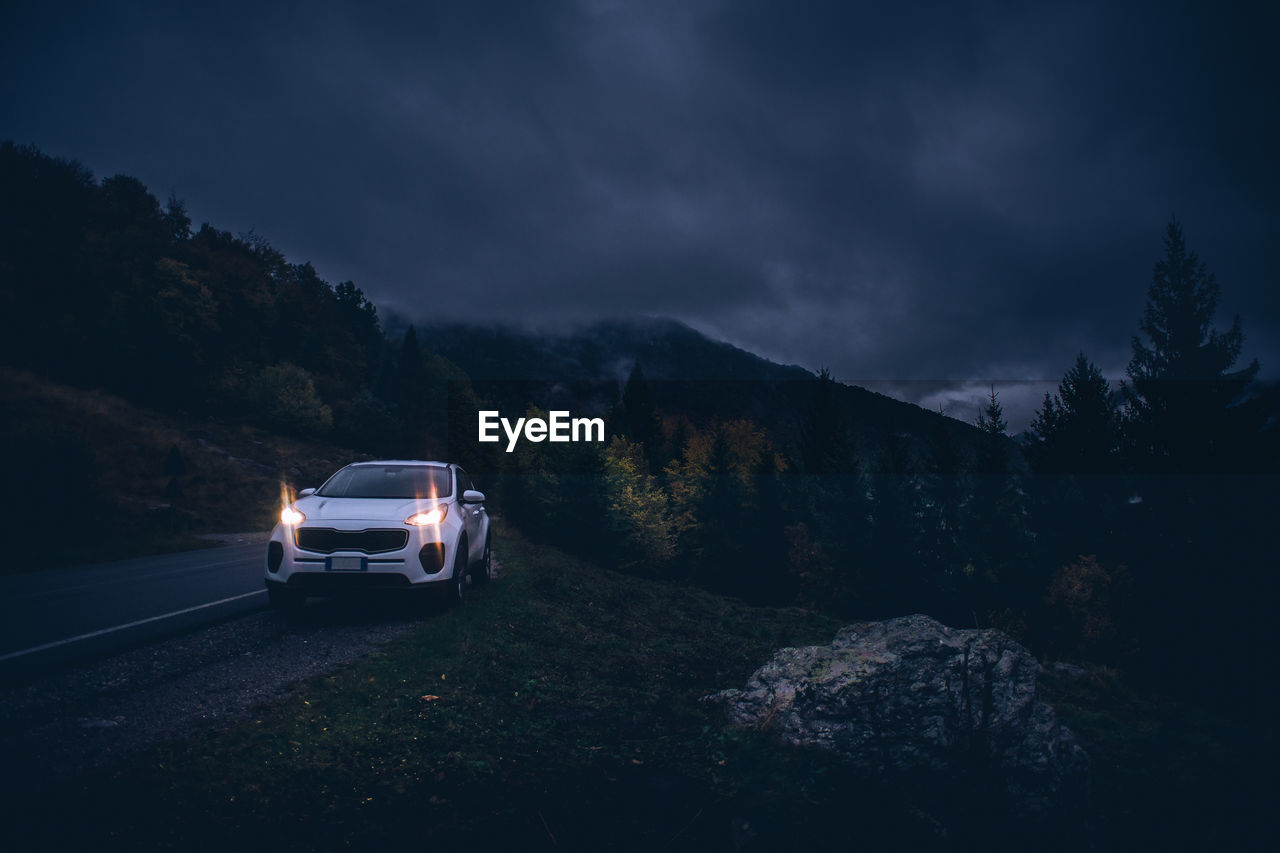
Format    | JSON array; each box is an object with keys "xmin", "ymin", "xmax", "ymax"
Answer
[
  {"xmin": 248, "ymin": 362, "xmax": 333, "ymax": 436},
  {"xmin": 1046, "ymin": 554, "xmax": 1127, "ymax": 660},
  {"xmin": 334, "ymin": 390, "xmax": 399, "ymax": 455}
]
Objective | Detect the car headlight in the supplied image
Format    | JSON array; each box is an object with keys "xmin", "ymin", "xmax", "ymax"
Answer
[
  {"xmin": 280, "ymin": 506, "xmax": 306, "ymax": 525},
  {"xmin": 405, "ymin": 506, "xmax": 447, "ymax": 526}
]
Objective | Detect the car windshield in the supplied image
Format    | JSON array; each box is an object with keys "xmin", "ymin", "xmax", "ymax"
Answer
[{"xmin": 316, "ymin": 465, "xmax": 453, "ymax": 499}]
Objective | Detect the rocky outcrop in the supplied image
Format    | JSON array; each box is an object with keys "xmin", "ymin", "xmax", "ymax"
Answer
[{"xmin": 706, "ymin": 614, "xmax": 1089, "ymax": 822}]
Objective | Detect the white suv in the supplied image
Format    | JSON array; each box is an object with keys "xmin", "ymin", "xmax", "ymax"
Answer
[{"xmin": 265, "ymin": 460, "xmax": 490, "ymax": 611}]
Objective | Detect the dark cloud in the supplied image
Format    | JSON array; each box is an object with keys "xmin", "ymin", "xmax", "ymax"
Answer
[{"xmin": 3, "ymin": 0, "xmax": 1275, "ymax": 429}]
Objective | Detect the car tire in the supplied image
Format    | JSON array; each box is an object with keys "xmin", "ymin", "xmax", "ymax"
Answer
[
  {"xmin": 471, "ymin": 536, "xmax": 492, "ymax": 586},
  {"xmin": 448, "ymin": 538, "xmax": 467, "ymax": 607},
  {"xmin": 268, "ymin": 585, "xmax": 304, "ymax": 616}
]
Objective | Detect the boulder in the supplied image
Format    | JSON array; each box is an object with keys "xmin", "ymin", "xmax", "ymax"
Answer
[{"xmin": 706, "ymin": 614, "xmax": 1089, "ymax": 822}]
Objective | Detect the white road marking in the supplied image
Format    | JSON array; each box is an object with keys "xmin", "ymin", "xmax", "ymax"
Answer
[{"xmin": 0, "ymin": 589, "xmax": 267, "ymax": 662}]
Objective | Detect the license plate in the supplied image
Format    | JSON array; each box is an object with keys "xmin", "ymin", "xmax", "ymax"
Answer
[{"xmin": 326, "ymin": 556, "xmax": 367, "ymax": 572}]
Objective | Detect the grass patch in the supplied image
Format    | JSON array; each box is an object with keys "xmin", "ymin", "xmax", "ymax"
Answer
[
  {"xmin": 1041, "ymin": 664, "xmax": 1278, "ymax": 851},
  {"xmin": 6, "ymin": 526, "xmax": 964, "ymax": 851},
  {"xmin": 6, "ymin": 525, "xmax": 1272, "ymax": 850}
]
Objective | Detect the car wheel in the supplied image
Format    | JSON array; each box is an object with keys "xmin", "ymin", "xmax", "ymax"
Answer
[
  {"xmin": 268, "ymin": 585, "xmax": 304, "ymax": 616},
  {"xmin": 448, "ymin": 539, "xmax": 467, "ymax": 606},
  {"xmin": 471, "ymin": 536, "xmax": 492, "ymax": 586}
]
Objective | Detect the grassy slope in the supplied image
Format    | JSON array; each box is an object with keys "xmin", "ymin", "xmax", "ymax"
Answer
[
  {"xmin": 1042, "ymin": 666, "xmax": 1277, "ymax": 851},
  {"xmin": 0, "ymin": 368, "xmax": 366, "ymax": 569},
  {"xmin": 5, "ymin": 525, "xmax": 1274, "ymax": 851},
  {"xmin": 9, "ymin": 527, "xmax": 955, "ymax": 852}
]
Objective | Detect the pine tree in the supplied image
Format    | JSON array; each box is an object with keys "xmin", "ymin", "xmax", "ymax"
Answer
[
  {"xmin": 966, "ymin": 385, "xmax": 1033, "ymax": 626},
  {"xmin": 695, "ymin": 425, "xmax": 751, "ymax": 592},
  {"xmin": 799, "ymin": 368, "xmax": 852, "ymax": 474},
  {"xmin": 976, "ymin": 385, "xmax": 1007, "ymax": 439},
  {"xmin": 1028, "ymin": 354, "xmax": 1119, "ymax": 474},
  {"xmin": 1027, "ymin": 356, "xmax": 1123, "ymax": 575},
  {"xmin": 617, "ymin": 362, "xmax": 664, "ymax": 470},
  {"xmin": 396, "ymin": 326, "xmax": 430, "ymax": 455},
  {"xmin": 164, "ymin": 192, "xmax": 192, "ymax": 244},
  {"xmin": 1123, "ymin": 220, "xmax": 1259, "ymax": 472}
]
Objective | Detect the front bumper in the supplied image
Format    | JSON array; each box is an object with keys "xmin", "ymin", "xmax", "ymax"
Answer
[
  {"xmin": 264, "ymin": 573, "xmax": 452, "ymax": 596},
  {"xmin": 265, "ymin": 517, "xmax": 462, "ymax": 593}
]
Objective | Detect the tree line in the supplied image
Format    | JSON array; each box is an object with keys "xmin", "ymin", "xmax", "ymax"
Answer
[
  {"xmin": 0, "ymin": 140, "xmax": 495, "ymax": 466},
  {"xmin": 490, "ymin": 220, "xmax": 1275, "ymax": 714}
]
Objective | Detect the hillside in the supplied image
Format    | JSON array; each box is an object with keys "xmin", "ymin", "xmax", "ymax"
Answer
[
  {"xmin": 0, "ymin": 367, "xmax": 366, "ymax": 569},
  {"xmin": 1, "ymin": 139, "xmax": 980, "ymax": 487},
  {"xmin": 4, "ymin": 527, "xmax": 1269, "ymax": 851},
  {"xmin": 415, "ymin": 316, "xmax": 977, "ymax": 450},
  {"xmin": 412, "ymin": 317, "xmax": 810, "ymax": 384}
]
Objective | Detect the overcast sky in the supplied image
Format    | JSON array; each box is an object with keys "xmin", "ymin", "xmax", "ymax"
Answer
[{"xmin": 3, "ymin": 0, "xmax": 1276, "ymax": 428}]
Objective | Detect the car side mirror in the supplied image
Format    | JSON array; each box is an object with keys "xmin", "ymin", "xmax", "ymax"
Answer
[
  {"xmin": 298, "ymin": 488, "xmax": 316, "ymax": 498},
  {"xmin": 462, "ymin": 489, "xmax": 485, "ymax": 504}
]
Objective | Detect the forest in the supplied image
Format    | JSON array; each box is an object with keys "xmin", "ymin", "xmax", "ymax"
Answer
[{"xmin": 2, "ymin": 139, "xmax": 1276, "ymax": 716}]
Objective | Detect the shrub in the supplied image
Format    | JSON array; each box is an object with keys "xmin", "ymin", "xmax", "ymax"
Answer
[
  {"xmin": 334, "ymin": 390, "xmax": 399, "ymax": 455},
  {"xmin": 248, "ymin": 362, "xmax": 333, "ymax": 436},
  {"xmin": 1047, "ymin": 555, "xmax": 1127, "ymax": 659}
]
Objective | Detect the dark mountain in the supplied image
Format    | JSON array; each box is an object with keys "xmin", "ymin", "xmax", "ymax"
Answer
[
  {"xmin": 410, "ymin": 316, "xmax": 808, "ymax": 384},
  {"xmin": 401, "ymin": 315, "xmax": 977, "ymax": 455},
  {"xmin": 0, "ymin": 139, "xmax": 978, "ymax": 466}
]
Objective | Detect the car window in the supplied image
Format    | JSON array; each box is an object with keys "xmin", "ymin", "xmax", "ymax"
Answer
[
  {"xmin": 455, "ymin": 468, "xmax": 473, "ymax": 495},
  {"xmin": 316, "ymin": 465, "xmax": 453, "ymax": 499}
]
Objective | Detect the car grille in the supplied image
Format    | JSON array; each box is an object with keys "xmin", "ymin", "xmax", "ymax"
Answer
[{"xmin": 294, "ymin": 528, "xmax": 409, "ymax": 554}]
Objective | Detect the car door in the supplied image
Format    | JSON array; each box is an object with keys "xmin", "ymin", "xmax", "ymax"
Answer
[{"xmin": 454, "ymin": 466, "xmax": 484, "ymax": 563}]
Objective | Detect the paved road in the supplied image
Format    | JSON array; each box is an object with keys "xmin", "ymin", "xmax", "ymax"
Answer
[{"xmin": 0, "ymin": 540, "xmax": 268, "ymax": 679}]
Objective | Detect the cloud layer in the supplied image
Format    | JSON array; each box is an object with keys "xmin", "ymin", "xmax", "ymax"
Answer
[{"xmin": 4, "ymin": 0, "xmax": 1276, "ymax": 428}]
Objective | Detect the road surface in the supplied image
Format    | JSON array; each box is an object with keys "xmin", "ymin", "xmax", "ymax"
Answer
[{"xmin": 0, "ymin": 539, "xmax": 267, "ymax": 679}]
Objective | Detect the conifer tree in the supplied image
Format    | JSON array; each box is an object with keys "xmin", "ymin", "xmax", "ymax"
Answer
[
  {"xmin": 695, "ymin": 424, "xmax": 751, "ymax": 591},
  {"xmin": 1123, "ymin": 220, "xmax": 1259, "ymax": 472},
  {"xmin": 1029, "ymin": 354, "xmax": 1119, "ymax": 474},
  {"xmin": 976, "ymin": 385, "xmax": 1007, "ymax": 439},
  {"xmin": 617, "ymin": 362, "xmax": 664, "ymax": 470},
  {"xmin": 164, "ymin": 193, "xmax": 191, "ymax": 244},
  {"xmin": 966, "ymin": 385, "xmax": 1033, "ymax": 625},
  {"xmin": 799, "ymin": 368, "xmax": 852, "ymax": 474},
  {"xmin": 396, "ymin": 326, "xmax": 430, "ymax": 455}
]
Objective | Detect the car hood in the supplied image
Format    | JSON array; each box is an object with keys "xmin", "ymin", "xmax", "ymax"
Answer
[{"xmin": 294, "ymin": 496, "xmax": 446, "ymax": 522}]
